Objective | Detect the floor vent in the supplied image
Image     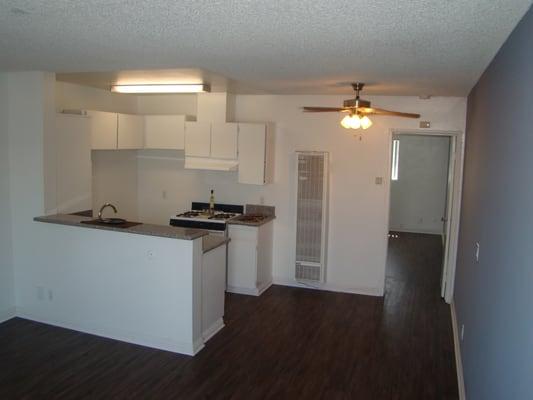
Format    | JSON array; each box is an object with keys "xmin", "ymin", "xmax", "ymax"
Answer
[{"xmin": 294, "ymin": 151, "xmax": 329, "ymax": 283}]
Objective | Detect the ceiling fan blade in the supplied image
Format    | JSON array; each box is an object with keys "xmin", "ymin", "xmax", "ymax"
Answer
[
  {"xmin": 358, "ymin": 107, "xmax": 420, "ymax": 119},
  {"xmin": 302, "ymin": 106, "xmax": 349, "ymax": 112}
]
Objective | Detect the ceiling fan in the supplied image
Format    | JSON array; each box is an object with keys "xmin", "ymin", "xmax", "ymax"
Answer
[{"xmin": 303, "ymin": 83, "xmax": 420, "ymax": 130}]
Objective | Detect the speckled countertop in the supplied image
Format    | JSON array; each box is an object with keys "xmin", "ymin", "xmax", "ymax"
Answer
[
  {"xmin": 202, "ymin": 235, "xmax": 230, "ymax": 253},
  {"xmin": 34, "ymin": 214, "xmax": 208, "ymax": 240},
  {"xmin": 227, "ymin": 204, "xmax": 276, "ymax": 227},
  {"xmin": 227, "ymin": 215, "xmax": 276, "ymax": 227}
]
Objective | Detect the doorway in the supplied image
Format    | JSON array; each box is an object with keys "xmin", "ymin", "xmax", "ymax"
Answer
[{"xmin": 385, "ymin": 130, "xmax": 464, "ymax": 303}]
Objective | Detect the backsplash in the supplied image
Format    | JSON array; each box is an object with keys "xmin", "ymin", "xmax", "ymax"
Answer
[{"xmin": 245, "ymin": 204, "xmax": 275, "ymax": 217}]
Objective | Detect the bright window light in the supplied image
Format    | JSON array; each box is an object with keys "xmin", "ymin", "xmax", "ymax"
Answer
[{"xmin": 391, "ymin": 139, "xmax": 400, "ymax": 181}]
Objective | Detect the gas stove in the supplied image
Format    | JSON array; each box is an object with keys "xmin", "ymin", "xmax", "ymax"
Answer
[
  {"xmin": 170, "ymin": 202, "xmax": 243, "ymax": 233},
  {"xmin": 174, "ymin": 210, "xmax": 240, "ymax": 221}
]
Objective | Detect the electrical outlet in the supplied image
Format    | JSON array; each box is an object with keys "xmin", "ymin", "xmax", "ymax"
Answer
[
  {"xmin": 162, "ymin": 190, "xmax": 167, "ymax": 200},
  {"xmin": 474, "ymin": 242, "xmax": 480, "ymax": 262},
  {"xmin": 259, "ymin": 196, "xmax": 265, "ymax": 205},
  {"xmin": 460, "ymin": 324, "xmax": 465, "ymax": 341},
  {"xmin": 48, "ymin": 289, "xmax": 53, "ymax": 301}
]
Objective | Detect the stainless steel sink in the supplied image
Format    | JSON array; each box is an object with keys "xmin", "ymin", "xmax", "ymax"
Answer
[{"xmin": 80, "ymin": 219, "xmax": 142, "ymax": 228}]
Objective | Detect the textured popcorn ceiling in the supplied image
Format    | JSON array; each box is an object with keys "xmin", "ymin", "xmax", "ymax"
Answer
[{"xmin": 1, "ymin": 0, "xmax": 531, "ymax": 95}]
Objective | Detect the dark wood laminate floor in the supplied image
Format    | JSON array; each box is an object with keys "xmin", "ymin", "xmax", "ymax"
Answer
[{"xmin": 0, "ymin": 232, "xmax": 457, "ymax": 399}]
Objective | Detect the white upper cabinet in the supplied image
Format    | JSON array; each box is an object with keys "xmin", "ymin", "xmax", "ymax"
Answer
[
  {"xmin": 185, "ymin": 122, "xmax": 211, "ymax": 157},
  {"xmin": 144, "ymin": 115, "xmax": 185, "ymax": 150},
  {"xmin": 238, "ymin": 123, "xmax": 274, "ymax": 185},
  {"xmin": 87, "ymin": 111, "xmax": 118, "ymax": 150},
  {"xmin": 117, "ymin": 114, "xmax": 144, "ymax": 149},
  {"xmin": 211, "ymin": 123, "xmax": 238, "ymax": 159}
]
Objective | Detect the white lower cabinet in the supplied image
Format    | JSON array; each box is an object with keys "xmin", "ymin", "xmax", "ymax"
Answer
[
  {"xmin": 202, "ymin": 244, "xmax": 227, "ymax": 341},
  {"xmin": 227, "ymin": 221, "xmax": 273, "ymax": 296}
]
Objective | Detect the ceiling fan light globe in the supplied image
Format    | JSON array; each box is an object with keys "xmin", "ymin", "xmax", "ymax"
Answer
[
  {"xmin": 360, "ymin": 115, "xmax": 373, "ymax": 129},
  {"xmin": 349, "ymin": 115, "xmax": 361, "ymax": 129},
  {"xmin": 340, "ymin": 115, "xmax": 352, "ymax": 129}
]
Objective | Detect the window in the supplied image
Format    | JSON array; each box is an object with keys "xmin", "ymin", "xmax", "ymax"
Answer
[{"xmin": 391, "ymin": 139, "xmax": 400, "ymax": 181}]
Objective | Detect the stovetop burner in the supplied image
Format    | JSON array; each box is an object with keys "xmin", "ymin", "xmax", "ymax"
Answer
[
  {"xmin": 177, "ymin": 211, "xmax": 204, "ymax": 218},
  {"xmin": 208, "ymin": 213, "xmax": 237, "ymax": 220}
]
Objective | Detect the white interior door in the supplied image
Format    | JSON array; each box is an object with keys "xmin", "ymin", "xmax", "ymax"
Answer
[{"xmin": 441, "ymin": 137, "xmax": 456, "ymax": 298}]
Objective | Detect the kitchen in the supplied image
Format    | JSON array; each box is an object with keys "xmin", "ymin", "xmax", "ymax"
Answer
[
  {"xmin": 36, "ymin": 80, "xmax": 278, "ymax": 354},
  {"xmin": 2, "ymin": 1, "xmax": 532, "ymax": 397}
]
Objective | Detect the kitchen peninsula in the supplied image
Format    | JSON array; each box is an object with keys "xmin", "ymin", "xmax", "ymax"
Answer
[{"xmin": 31, "ymin": 214, "xmax": 229, "ymax": 356}]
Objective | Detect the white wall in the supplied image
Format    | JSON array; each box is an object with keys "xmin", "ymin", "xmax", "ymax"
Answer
[
  {"xmin": 92, "ymin": 150, "xmax": 139, "ymax": 220},
  {"xmin": 56, "ymin": 81, "xmax": 138, "ymax": 114},
  {"xmin": 135, "ymin": 94, "xmax": 467, "ymax": 295},
  {"xmin": 136, "ymin": 93, "xmax": 196, "ymax": 116},
  {"xmin": 56, "ymin": 82, "xmax": 140, "ymax": 220},
  {"xmin": 4, "ymin": 72, "xmax": 55, "ymax": 309},
  {"xmin": 0, "ymin": 73, "xmax": 15, "ymax": 322},
  {"xmin": 389, "ymin": 134, "xmax": 450, "ymax": 234},
  {"xmin": 17, "ymin": 221, "xmax": 203, "ymax": 355}
]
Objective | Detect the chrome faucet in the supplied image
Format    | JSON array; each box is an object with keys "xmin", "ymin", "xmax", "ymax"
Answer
[{"xmin": 98, "ymin": 203, "xmax": 118, "ymax": 221}]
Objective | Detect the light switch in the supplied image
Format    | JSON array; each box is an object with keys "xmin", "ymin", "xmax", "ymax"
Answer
[{"xmin": 375, "ymin": 177, "xmax": 383, "ymax": 185}]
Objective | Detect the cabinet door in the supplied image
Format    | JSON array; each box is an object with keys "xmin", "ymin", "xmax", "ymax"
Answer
[
  {"xmin": 87, "ymin": 111, "xmax": 117, "ymax": 150},
  {"xmin": 227, "ymin": 225, "xmax": 258, "ymax": 291},
  {"xmin": 211, "ymin": 123, "xmax": 238, "ymax": 159},
  {"xmin": 185, "ymin": 122, "xmax": 211, "ymax": 157},
  {"xmin": 238, "ymin": 123, "xmax": 266, "ymax": 184},
  {"xmin": 117, "ymin": 114, "xmax": 144, "ymax": 149},
  {"xmin": 144, "ymin": 115, "xmax": 185, "ymax": 149}
]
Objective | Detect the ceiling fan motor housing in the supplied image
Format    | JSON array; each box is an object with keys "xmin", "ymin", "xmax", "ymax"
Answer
[{"xmin": 343, "ymin": 98, "xmax": 371, "ymax": 108}]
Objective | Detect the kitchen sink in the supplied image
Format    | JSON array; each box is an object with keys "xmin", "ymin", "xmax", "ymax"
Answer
[{"xmin": 80, "ymin": 219, "xmax": 142, "ymax": 228}]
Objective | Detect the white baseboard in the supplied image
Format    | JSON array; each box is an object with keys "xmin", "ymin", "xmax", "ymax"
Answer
[
  {"xmin": 16, "ymin": 308, "xmax": 203, "ymax": 356},
  {"xmin": 257, "ymin": 280, "xmax": 273, "ymax": 295},
  {"xmin": 226, "ymin": 281, "xmax": 273, "ymax": 297},
  {"xmin": 272, "ymin": 278, "xmax": 383, "ymax": 297},
  {"xmin": 451, "ymin": 302, "xmax": 466, "ymax": 400},
  {"xmin": 202, "ymin": 318, "xmax": 224, "ymax": 342},
  {"xmin": 0, "ymin": 306, "xmax": 16, "ymax": 324},
  {"xmin": 390, "ymin": 228, "xmax": 443, "ymax": 235}
]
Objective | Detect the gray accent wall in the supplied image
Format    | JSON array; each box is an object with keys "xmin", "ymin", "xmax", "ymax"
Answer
[{"xmin": 454, "ymin": 5, "xmax": 533, "ymax": 400}]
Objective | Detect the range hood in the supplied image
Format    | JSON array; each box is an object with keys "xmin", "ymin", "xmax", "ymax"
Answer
[{"xmin": 184, "ymin": 157, "xmax": 238, "ymax": 171}]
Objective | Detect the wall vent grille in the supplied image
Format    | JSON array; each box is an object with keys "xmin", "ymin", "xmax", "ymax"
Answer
[{"xmin": 295, "ymin": 152, "xmax": 329, "ymax": 283}]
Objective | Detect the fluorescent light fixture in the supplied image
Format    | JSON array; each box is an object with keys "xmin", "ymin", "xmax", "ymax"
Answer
[{"xmin": 110, "ymin": 83, "xmax": 210, "ymax": 94}]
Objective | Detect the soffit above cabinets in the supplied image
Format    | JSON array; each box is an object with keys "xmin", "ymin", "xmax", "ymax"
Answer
[{"xmin": 56, "ymin": 69, "xmax": 262, "ymax": 94}]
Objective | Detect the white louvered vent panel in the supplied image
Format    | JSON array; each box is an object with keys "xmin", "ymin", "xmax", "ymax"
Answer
[{"xmin": 295, "ymin": 152, "xmax": 329, "ymax": 283}]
